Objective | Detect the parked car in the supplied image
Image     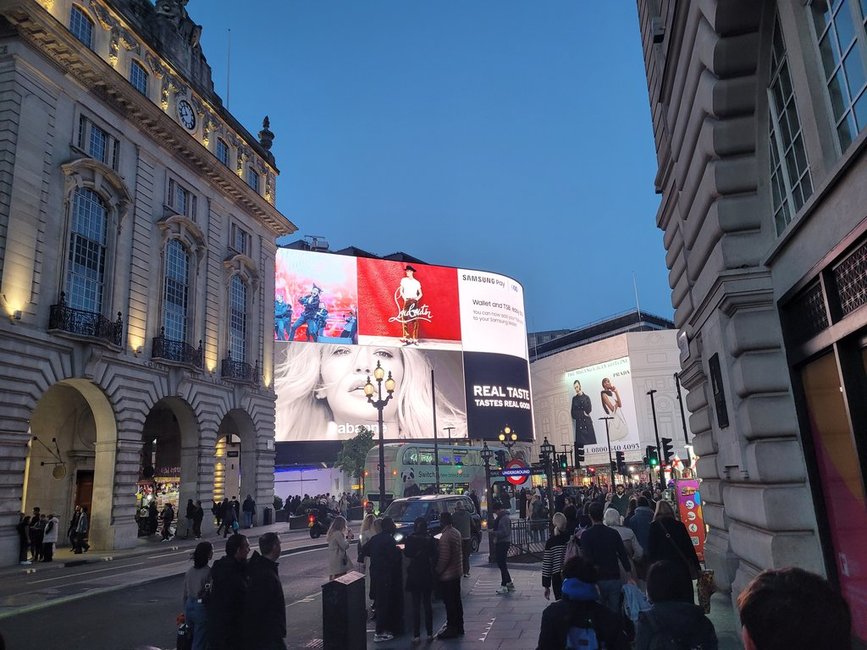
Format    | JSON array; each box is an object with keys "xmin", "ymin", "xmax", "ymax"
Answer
[{"xmin": 383, "ymin": 494, "xmax": 482, "ymax": 552}]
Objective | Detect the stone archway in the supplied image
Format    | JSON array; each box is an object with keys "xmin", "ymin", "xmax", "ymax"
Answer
[
  {"xmin": 215, "ymin": 409, "xmax": 258, "ymax": 523},
  {"xmin": 24, "ymin": 378, "xmax": 117, "ymax": 551},
  {"xmin": 137, "ymin": 397, "xmax": 199, "ymax": 538}
]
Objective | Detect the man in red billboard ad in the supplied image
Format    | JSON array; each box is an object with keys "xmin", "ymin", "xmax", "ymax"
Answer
[{"xmin": 357, "ymin": 259, "xmax": 461, "ymax": 347}]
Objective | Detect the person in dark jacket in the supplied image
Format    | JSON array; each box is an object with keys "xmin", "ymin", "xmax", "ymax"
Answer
[
  {"xmin": 404, "ymin": 517, "xmax": 436, "ymax": 642},
  {"xmin": 244, "ymin": 532, "xmax": 286, "ymax": 649},
  {"xmin": 192, "ymin": 500, "xmax": 204, "ymax": 539},
  {"xmin": 185, "ymin": 499, "xmax": 196, "ymax": 539},
  {"xmin": 207, "ymin": 534, "xmax": 250, "ymax": 650},
  {"xmin": 242, "ymin": 494, "xmax": 256, "ymax": 529},
  {"xmin": 147, "ymin": 501, "xmax": 158, "ymax": 535},
  {"xmin": 627, "ymin": 496, "xmax": 654, "ymax": 550},
  {"xmin": 635, "ymin": 560, "xmax": 717, "ymax": 650},
  {"xmin": 578, "ymin": 502, "xmax": 633, "ymax": 613},
  {"xmin": 160, "ymin": 503, "xmax": 175, "ymax": 541},
  {"xmin": 536, "ymin": 556, "xmax": 632, "ymax": 650},
  {"xmin": 363, "ymin": 517, "xmax": 402, "ymax": 642},
  {"xmin": 646, "ymin": 500, "xmax": 701, "ymax": 599}
]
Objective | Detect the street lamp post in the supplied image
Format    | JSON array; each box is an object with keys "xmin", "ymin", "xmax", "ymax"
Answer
[
  {"xmin": 444, "ymin": 426, "xmax": 455, "ymax": 442},
  {"xmin": 540, "ymin": 437, "xmax": 556, "ymax": 524},
  {"xmin": 498, "ymin": 425, "xmax": 518, "ymax": 455},
  {"xmin": 647, "ymin": 389, "xmax": 664, "ymax": 491},
  {"xmin": 674, "ymin": 372, "xmax": 689, "ymax": 444},
  {"xmin": 480, "ymin": 442, "xmax": 494, "ymax": 562},
  {"xmin": 600, "ymin": 416, "xmax": 615, "ymax": 488},
  {"xmin": 364, "ymin": 360, "xmax": 396, "ymax": 514}
]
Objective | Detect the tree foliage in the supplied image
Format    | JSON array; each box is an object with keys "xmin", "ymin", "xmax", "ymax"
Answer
[{"xmin": 335, "ymin": 427, "xmax": 375, "ymax": 481}]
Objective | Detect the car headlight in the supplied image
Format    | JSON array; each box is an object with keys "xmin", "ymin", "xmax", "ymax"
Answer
[{"xmin": 393, "ymin": 533, "xmax": 404, "ymax": 543}]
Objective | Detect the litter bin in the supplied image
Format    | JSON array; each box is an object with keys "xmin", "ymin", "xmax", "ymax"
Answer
[{"xmin": 262, "ymin": 507, "xmax": 272, "ymax": 526}]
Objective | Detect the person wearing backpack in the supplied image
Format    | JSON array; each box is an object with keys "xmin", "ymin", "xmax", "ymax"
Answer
[
  {"xmin": 634, "ymin": 560, "xmax": 717, "ymax": 650},
  {"xmin": 536, "ymin": 556, "xmax": 632, "ymax": 649}
]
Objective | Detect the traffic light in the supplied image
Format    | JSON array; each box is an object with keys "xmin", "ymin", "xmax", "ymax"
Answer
[
  {"xmin": 610, "ymin": 461, "xmax": 617, "ymax": 475},
  {"xmin": 645, "ymin": 445, "xmax": 659, "ymax": 467},
  {"xmin": 559, "ymin": 454, "xmax": 568, "ymax": 470},
  {"xmin": 615, "ymin": 451, "xmax": 626, "ymax": 475},
  {"xmin": 661, "ymin": 437, "xmax": 674, "ymax": 464},
  {"xmin": 495, "ymin": 450, "xmax": 507, "ymax": 468},
  {"xmin": 576, "ymin": 446, "xmax": 585, "ymax": 467}
]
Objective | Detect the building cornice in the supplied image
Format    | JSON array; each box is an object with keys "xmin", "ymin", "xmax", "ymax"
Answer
[{"xmin": 2, "ymin": 0, "xmax": 296, "ymax": 237}]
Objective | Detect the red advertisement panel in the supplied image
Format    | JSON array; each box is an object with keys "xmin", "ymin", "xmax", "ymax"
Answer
[
  {"xmin": 356, "ymin": 258, "xmax": 461, "ymax": 343},
  {"xmin": 675, "ymin": 479, "xmax": 706, "ymax": 562}
]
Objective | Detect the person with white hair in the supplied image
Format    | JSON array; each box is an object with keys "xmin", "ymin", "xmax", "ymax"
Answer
[
  {"xmin": 604, "ymin": 506, "xmax": 643, "ymax": 576},
  {"xmin": 542, "ymin": 512, "xmax": 570, "ymax": 600}
]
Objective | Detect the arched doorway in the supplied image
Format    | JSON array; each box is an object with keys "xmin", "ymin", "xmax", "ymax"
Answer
[
  {"xmin": 24, "ymin": 379, "xmax": 117, "ymax": 550},
  {"xmin": 136, "ymin": 397, "xmax": 198, "ymax": 537},
  {"xmin": 214, "ymin": 409, "xmax": 257, "ymax": 523}
]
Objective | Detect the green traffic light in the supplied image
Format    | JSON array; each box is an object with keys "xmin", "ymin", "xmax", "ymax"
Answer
[{"xmin": 649, "ymin": 457, "xmax": 658, "ymax": 467}]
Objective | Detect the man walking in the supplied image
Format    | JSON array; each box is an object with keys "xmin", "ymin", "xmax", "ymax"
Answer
[
  {"xmin": 578, "ymin": 502, "xmax": 632, "ymax": 613},
  {"xmin": 610, "ymin": 484, "xmax": 630, "ymax": 520},
  {"xmin": 452, "ymin": 502, "xmax": 472, "ymax": 578},
  {"xmin": 207, "ymin": 534, "xmax": 250, "ymax": 650},
  {"xmin": 73, "ymin": 506, "xmax": 90, "ymax": 554},
  {"xmin": 492, "ymin": 501, "xmax": 515, "ymax": 594},
  {"xmin": 244, "ymin": 532, "xmax": 286, "ymax": 649},
  {"xmin": 192, "ymin": 500, "xmax": 204, "ymax": 539},
  {"xmin": 435, "ymin": 511, "xmax": 464, "ymax": 639},
  {"xmin": 242, "ymin": 494, "xmax": 256, "ymax": 529}
]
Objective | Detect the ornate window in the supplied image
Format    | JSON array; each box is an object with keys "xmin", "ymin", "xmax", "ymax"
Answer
[
  {"xmin": 130, "ymin": 60, "xmax": 149, "ymax": 95},
  {"xmin": 70, "ymin": 5, "xmax": 94, "ymax": 49},
  {"xmin": 811, "ymin": 0, "xmax": 867, "ymax": 152},
  {"xmin": 769, "ymin": 16, "xmax": 813, "ymax": 235},
  {"xmin": 216, "ymin": 138, "xmax": 230, "ymax": 167},
  {"xmin": 229, "ymin": 275, "xmax": 248, "ymax": 363},
  {"xmin": 66, "ymin": 187, "xmax": 108, "ymax": 313},
  {"xmin": 246, "ymin": 168, "xmax": 260, "ymax": 193},
  {"xmin": 229, "ymin": 223, "xmax": 251, "ymax": 257},
  {"xmin": 167, "ymin": 177, "xmax": 197, "ymax": 220},
  {"xmin": 163, "ymin": 239, "xmax": 190, "ymax": 343},
  {"xmin": 78, "ymin": 116, "xmax": 120, "ymax": 170}
]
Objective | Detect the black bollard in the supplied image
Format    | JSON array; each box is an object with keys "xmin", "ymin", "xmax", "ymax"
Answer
[{"xmin": 322, "ymin": 570, "xmax": 367, "ymax": 649}]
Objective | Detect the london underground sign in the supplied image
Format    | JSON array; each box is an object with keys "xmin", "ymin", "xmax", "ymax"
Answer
[{"xmin": 503, "ymin": 459, "xmax": 530, "ymax": 485}]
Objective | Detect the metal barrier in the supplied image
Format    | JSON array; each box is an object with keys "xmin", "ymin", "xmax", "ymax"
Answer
[{"xmin": 498, "ymin": 517, "xmax": 550, "ymax": 561}]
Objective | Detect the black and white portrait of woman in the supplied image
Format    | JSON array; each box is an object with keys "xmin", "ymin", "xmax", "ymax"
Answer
[{"xmin": 275, "ymin": 343, "xmax": 467, "ymax": 441}]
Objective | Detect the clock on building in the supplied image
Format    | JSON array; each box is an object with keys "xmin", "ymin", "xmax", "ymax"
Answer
[{"xmin": 176, "ymin": 99, "xmax": 196, "ymax": 130}]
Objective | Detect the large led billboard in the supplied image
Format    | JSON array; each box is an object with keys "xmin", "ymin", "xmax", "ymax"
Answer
[{"xmin": 274, "ymin": 249, "xmax": 533, "ymax": 442}]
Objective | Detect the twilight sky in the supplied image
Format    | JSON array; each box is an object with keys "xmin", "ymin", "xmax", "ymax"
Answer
[{"xmin": 196, "ymin": 1, "xmax": 670, "ymax": 333}]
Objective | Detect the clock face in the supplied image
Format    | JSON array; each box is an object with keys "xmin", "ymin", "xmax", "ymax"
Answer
[{"xmin": 177, "ymin": 99, "xmax": 196, "ymax": 130}]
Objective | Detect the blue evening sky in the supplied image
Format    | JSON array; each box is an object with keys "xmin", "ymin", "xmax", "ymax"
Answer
[{"xmin": 196, "ymin": 1, "xmax": 670, "ymax": 333}]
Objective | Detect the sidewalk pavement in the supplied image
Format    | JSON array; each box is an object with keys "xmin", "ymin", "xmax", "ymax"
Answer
[{"xmin": 411, "ymin": 556, "xmax": 743, "ymax": 650}]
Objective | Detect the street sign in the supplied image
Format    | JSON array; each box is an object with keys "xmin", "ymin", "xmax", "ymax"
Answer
[{"xmin": 503, "ymin": 459, "xmax": 530, "ymax": 485}]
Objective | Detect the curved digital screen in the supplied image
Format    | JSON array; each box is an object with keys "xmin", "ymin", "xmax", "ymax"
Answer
[{"xmin": 274, "ymin": 249, "xmax": 533, "ymax": 442}]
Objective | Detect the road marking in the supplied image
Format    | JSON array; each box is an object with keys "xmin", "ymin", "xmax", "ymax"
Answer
[
  {"xmin": 286, "ymin": 591, "xmax": 321, "ymax": 608},
  {"xmin": 27, "ymin": 562, "xmax": 145, "ymax": 584},
  {"xmin": 479, "ymin": 616, "xmax": 496, "ymax": 642}
]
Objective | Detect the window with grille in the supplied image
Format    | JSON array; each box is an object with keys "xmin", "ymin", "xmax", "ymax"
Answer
[
  {"xmin": 70, "ymin": 5, "xmax": 94, "ymax": 49},
  {"xmin": 130, "ymin": 60, "xmax": 149, "ymax": 95},
  {"xmin": 216, "ymin": 139, "xmax": 230, "ymax": 167},
  {"xmin": 163, "ymin": 239, "xmax": 190, "ymax": 342},
  {"xmin": 769, "ymin": 16, "xmax": 814, "ymax": 235},
  {"xmin": 66, "ymin": 187, "xmax": 107, "ymax": 313},
  {"xmin": 811, "ymin": 0, "xmax": 867, "ymax": 152},
  {"xmin": 229, "ymin": 275, "xmax": 248, "ymax": 363},
  {"xmin": 229, "ymin": 223, "xmax": 251, "ymax": 256},
  {"xmin": 167, "ymin": 178, "xmax": 197, "ymax": 220},
  {"xmin": 77, "ymin": 116, "xmax": 120, "ymax": 170},
  {"xmin": 246, "ymin": 168, "xmax": 260, "ymax": 193}
]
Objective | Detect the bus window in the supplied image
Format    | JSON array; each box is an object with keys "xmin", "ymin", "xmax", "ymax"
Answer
[
  {"xmin": 418, "ymin": 450, "xmax": 434, "ymax": 465},
  {"xmin": 402, "ymin": 448, "xmax": 418, "ymax": 465},
  {"xmin": 438, "ymin": 455, "xmax": 452, "ymax": 465}
]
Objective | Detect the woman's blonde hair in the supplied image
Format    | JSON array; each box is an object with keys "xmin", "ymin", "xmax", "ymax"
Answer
[
  {"xmin": 653, "ymin": 499, "xmax": 675, "ymax": 521},
  {"xmin": 372, "ymin": 518, "xmax": 382, "ymax": 534},
  {"xmin": 275, "ymin": 343, "xmax": 466, "ymax": 440},
  {"xmin": 552, "ymin": 512, "xmax": 567, "ymax": 533},
  {"xmin": 603, "ymin": 507, "xmax": 621, "ymax": 527},
  {"xmin": 360, "ymin": 513, "xmax": 376, "ymax": 534},
  {"xmin": 327, "ymin": 515, "xmax": 347, "ymax": 540}
]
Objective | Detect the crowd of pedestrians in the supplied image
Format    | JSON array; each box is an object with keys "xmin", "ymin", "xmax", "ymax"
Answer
[{"xmin": 16, "ymin": 504, "xmax": 88, "ymax": 564}]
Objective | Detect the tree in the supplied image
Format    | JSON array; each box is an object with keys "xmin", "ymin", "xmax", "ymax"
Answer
[{"xmin": 335, "ymin": 427, "xmax": 375, "ymax": 493}]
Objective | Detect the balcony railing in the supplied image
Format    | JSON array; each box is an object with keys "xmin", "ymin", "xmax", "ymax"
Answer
[
  {"xmin": 48, "ymin": 292, "xmax": 123, "ymax": 347},
  {"xmin": 152, "ymin": 329, "xmax": 203, "ymax": 369},
  {"xmin": 221, "ymin": 355, "xmax": 260, "ymax": 386}
]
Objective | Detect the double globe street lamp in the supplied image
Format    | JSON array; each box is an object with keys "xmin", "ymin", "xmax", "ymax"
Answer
[{"xmin": 364, "ymin": 360, "xmax": 396, "ymax": 514}]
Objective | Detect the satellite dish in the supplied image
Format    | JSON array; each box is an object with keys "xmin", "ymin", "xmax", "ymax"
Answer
[{"xmin": 52, "ymin": 464, "xmax": 67, "ymax": 480}]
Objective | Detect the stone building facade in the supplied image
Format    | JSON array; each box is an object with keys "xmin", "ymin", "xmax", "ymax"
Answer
[
  {"xmin": 636, "ymin": 0, "xmax": 867, "ymax": 635},
  {"xmin": 0, "ymin": 0, "xmax": 295, "ymax": 563}
]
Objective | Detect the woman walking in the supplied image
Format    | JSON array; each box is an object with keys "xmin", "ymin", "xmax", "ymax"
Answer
[
  {"xmin": 183, "ymin": 541, "xmax": 213, "ymax": 650},
  {"xmin": 404, "ymin": 517, "xmax": 436, "ymax": 642},
  {"xmin": 542, "ymin": 512, "xmax": 570, "ymax": 601},
  {"xmin": 327, "ymin": 516, "xmax": 353, "ymax": 580},
  {"xmin": 647, "ymin": 500, "xmax": 701, "ymax": 600}
]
